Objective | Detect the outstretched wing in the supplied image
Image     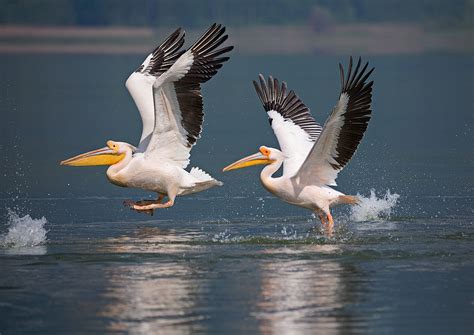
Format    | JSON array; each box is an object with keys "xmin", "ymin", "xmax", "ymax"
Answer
[
  {"xmin": 125, "ymin": 28, "xmax": 185, "ymax": 152},
  {"xmin": 253, "ymin": 75, "xmax": 322, "ymax": 177},
  {"xmin": 294, "ymin": 57, "xmax": 374, "ymax": 186},
  {"xmin": 145, "ymin": 23, "xmax": 233, "ymax": 168}
]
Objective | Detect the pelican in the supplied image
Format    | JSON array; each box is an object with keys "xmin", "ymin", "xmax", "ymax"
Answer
[
  {"xmin": 61, "ymin": 24, "xmax": 233, "ymax": 215},
  {"xmin": 223, "ymin": 57, "xmax": 374, "ymax": 231}
]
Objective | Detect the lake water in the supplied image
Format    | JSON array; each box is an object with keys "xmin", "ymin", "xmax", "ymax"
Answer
[{"xmin": 0, "ymin": 53, "xmax": 473, "ymax": 334}]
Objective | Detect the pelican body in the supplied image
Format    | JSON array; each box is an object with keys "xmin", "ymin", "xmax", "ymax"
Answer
[
  {"xmin": 61, "ymin": 24, "xmax": 233, "ymax": 215},
  {"xmin": 224, "ymin": 58, "xmax": 374, "ymax": 232}
]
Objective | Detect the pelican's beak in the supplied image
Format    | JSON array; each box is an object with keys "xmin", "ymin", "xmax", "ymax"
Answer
[
  {"xmin": 223, "ymin": 152, "xmax": 274, "ymax": 172},
  {"xmin": 60, "ymin": 147, "xmax": 124, "ymax": 166}
]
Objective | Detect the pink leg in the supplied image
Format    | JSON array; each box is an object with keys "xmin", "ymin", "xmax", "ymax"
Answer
[
  {"xmin": 133, "ymin": 199, "xmax": 174, "ymax": 211},
  {"xmin": 124, "ymin": 194, "xmax": 165, "ymax": 216},
  {"xmin": 318, "ymin": 212, "xmax": 327, "ymax": 226},
  {"xmin": 324, "ymin": 212, "xmax": 334, "ymax": 237},
  {"xmin": 327, "ymin": 212, "xmax": 334, "ymax": 228},
  {"xmin": 315, "ymin": 210, "xmax": 328, "ymax": 229}
]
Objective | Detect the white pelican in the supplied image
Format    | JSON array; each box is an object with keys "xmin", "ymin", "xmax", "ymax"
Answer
[
  {"xmin": 61, "ymin": 24, "xmax": 233, "ymax": 215},
  {"xmin": 223, "ymin": 57, "xmax": 374, "ymax": 231}
]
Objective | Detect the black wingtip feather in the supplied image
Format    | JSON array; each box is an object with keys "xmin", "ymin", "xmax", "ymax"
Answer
[
  {"xmin": 253, "ymin": 74, "xmax": 322, "ymax": 141},
  {"xmin": 173, "ymin": 23, "xmax": 233, "ymax": 147},
  {"xmin": 139, "ymin": 27, "xmax": 186, "ymax": 76},
  {"xmin": 331, "ymin": 56, "xmax": 375, "ymax": 170}
]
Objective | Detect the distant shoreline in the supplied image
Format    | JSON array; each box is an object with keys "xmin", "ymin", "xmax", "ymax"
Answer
[{"xmin": 0, "ymin": 24, "xmax": 471, "ymax": 55}]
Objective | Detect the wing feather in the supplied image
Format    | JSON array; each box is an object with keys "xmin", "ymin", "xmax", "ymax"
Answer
[
  {"xmin": 294, "ymin": 57, "xmax": 374, "ymax": 186},
  {"xmin": 252, "ymin": 74, "xmax": 322, "ymax": 177},
  {"xmin": 145, "ymin": 23, "xmax": 233, "ymax": 167},
  {"xmin": 125, "ymin": 28, "xmax": 185, "ymax": 152}
]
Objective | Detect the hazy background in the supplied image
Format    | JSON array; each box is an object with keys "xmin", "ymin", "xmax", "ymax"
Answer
[
  {"xmin": 0, "ymin": 0, "xmax": 472, "ymax": 54},
  {"xmin": 1, "ymin": 0, "xmax": 473, "ymax": 28}
]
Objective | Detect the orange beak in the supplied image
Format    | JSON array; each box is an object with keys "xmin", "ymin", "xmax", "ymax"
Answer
[
  {"xmin": 223, "ymin": 152, "xmax": 274, "ymax": 172},
  {"xmin": 60, "ymin": 147, "xmax": 124, "ymax": 166}
]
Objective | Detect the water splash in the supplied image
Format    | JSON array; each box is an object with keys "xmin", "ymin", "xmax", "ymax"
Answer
[
  {"xmin": 350, "ymin": 189, "xmax": 399, "ymax": 222},
  {"xmin": 280, "ymin": 225, "xmax": 299, "ymax": 239},
  {"xmin": 211, "ymin": 230, "xmax": 243, "ymax": 243},
  {"xmin": 210, "ymin": 224, "xmax": 314, "ymax": 244},
  {"xmin": 1, "ymin": 209, "xmax": 48, "ymax": 248},
  {"xmin": 255, "ymin": 196, "xmax": 266, "ymax": 218}
]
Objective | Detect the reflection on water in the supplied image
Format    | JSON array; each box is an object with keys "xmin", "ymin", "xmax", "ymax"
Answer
[
  {"xmin": 0, "ymin": 217, "xmax": 471, "ymax": 334},
  {"xmin": 99, "ymin": 228, "xmax": 208, "ymax": 334},
  {"xmin": 98, "ymin": 226, "xmax": 206, "ymax": 254},
  {"xmin": 101, "ymin": 263, "xmax": 207, "ymax": 334},
  {"xmin": 2, "ymin": 245, "xmax": 47, "ymax": 255},
  {"xmin": 96, "ymin": 230, "xmax": 366, "ymax": 334},
  {"xmin": 255, "ymin": 246, "xmax": 362, "ymax": 334}
]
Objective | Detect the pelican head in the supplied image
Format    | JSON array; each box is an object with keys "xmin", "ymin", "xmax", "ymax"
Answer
[
  {"xmin": 222, "ymin": 146, "xmax": 282, "ymax": 172},
  {"xmin": 60, "ymin": 140, "xmax": 132, "ymax": 166}
]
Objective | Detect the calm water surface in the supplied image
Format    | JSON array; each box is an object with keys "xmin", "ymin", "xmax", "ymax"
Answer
[{"xmin": 0, "ymin": 53, "xmax": 473, "ymax": 334}]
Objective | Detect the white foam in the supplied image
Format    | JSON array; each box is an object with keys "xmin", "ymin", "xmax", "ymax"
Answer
[
  {"xmin": 350, "ymin": 189, "xmax": 400, "ymax": 222},
  {"xmin": 211, "ymin": 230, "xmax": 243, "ymax": 243},
  {"xmin": 1, "ymin": 209, "xmax": 48, "ymax": 248}
]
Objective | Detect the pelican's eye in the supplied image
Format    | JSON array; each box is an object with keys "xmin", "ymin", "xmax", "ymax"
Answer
[
  {"xmin": 107, "ymin": 141, "xmax": 119, "ymax": 152},
  {"xmin": 259, "ymin": 147, "xmax": 271, "ymax": 157}
]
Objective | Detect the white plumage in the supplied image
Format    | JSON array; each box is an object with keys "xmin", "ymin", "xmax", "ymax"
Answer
[
  {"xmin": 61, "ymin": 24, "xmax": 233, "ymax": 215},
  {"xmin": 224, "ymin": 58, "xmax": 374, "ymax": 233},
  {"xmin": 267, "ymin": 110, "xmax": 315, "ymax": 177}
]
